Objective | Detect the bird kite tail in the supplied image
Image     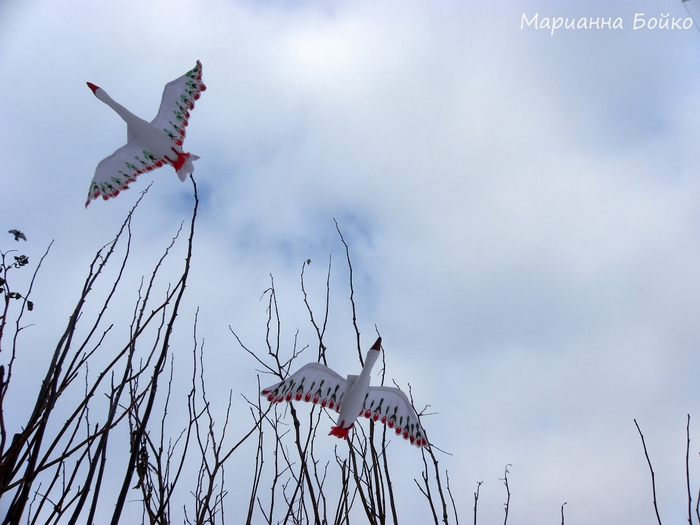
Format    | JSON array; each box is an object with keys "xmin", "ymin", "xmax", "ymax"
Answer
[
  {"xmin": 329, "ymin": 425, "xmax": 352, "ymax": 440},
  {"xmin": 170, "ymin": 150, "xmax": 199, "ymax": 181}
]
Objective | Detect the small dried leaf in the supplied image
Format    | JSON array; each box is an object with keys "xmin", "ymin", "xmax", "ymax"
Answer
[{"xmin": 13, "ymin": 255, "xmax": 29, "ymax": 268}]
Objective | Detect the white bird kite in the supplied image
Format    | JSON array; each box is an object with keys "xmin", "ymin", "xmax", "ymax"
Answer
[
  {"xmin": 85, "ymin": 61, "xmax": 206, "ymax": 206},
  {"xmin": 261, "ymin": 337, "xmax": 427, "ymax": 448}
]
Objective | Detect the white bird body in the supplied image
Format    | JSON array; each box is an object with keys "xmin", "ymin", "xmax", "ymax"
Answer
[
  {"xmin": 261, "ymin": 337, "xmax": 427, "ymax": 447},
  {"xmin": 90, "ymin": 87, "xmax": 194, "ymax": 179},
  {"xmin": 85, "ymin": 61, "xmax": 205, "ymax": 206},
  {"xmin": 333, "ymin": 346, "xmax": 379, "ymax": 433}
]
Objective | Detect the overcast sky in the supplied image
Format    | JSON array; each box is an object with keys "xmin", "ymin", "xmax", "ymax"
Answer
[{"xmin": 2, "ymin": 0, "xmax": 700, "ymax": 523}]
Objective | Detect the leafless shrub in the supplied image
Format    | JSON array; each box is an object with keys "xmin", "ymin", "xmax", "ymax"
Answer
[{"xmin": 0, "ymin": 183, "xmax": 461, "ymax": 524}]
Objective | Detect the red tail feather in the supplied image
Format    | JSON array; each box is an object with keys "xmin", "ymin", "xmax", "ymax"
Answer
[{"xmin": 329, "ymin": 424, "xmax": 352, "ymax": 439}]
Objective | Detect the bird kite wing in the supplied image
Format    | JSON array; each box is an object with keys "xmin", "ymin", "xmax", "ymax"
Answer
[
  {"xmin": 150, "ymin": 60, "xmax": 206, "ymax": 148},
  {"xmin": 86, "ymin": 140, "xmax": 168, "ymax": 204},
  {"xmin": 361, "ymin": 386, "xmax": 427, "ymax": 447},
  {"xmin": 261, "ymin": 362, "xmax": 351, "ymax": 413}
]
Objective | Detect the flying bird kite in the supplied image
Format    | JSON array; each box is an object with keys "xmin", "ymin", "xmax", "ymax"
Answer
[
  {"xmin": 85, "ymin": 61, "xmax": 206, "ymax": 206},
  {"xmin": 8, "ymin": 230, "xmax": 26, "ymax": 242},
  {"xmin": 261, "ymin": 337, "xmax": 427, "ymax": 448}
]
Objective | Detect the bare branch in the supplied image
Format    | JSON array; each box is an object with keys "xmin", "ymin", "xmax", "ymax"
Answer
[
  {"xmin": 634, "ymin": 419, "xmax": 663, "ymax": 525},
  {"xmin": 501, "ymin": 464, "xmax": 511, "ymax": 525}
]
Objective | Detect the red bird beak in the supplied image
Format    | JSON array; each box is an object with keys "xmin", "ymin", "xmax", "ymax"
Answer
[{"xmin": 86, "ymin": 82, "xmax": 100, "ymax": 94}]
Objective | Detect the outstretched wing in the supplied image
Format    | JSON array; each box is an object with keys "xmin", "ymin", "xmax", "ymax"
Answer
[
  {"xmin": 8, "ymin": 230, "xmax": 26, "ymax": 241},
  {"xmin": 261, "ymin": 363, "xmax": 351, "ymax": 413},
  {"xmin": 150, "ymin": 60, "xmax": 206, "ymax": 147},
  {"xmin": 361, "ymin": 386, "xmax": 427, "ymax": 447},
  {"xmin": 86, "ymin": 141, "xmax": 167, "ymax": 206}
]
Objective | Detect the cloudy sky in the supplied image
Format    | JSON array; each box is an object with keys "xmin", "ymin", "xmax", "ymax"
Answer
[{"xmin": 2, "ymin": 0, "xmax": 700, "ymax": 523}]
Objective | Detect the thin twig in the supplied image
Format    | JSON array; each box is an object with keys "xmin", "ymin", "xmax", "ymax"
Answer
[
  {"xmin": 473, "ymin": 481, "xmax": 482, "ymax": 525},
  {"xmin": 333, "ymin": 220, "xmax": 362, "ymax": 364},
  {"xmin": 688, "ymin": 415, "xmax": 693, "ymax": 525},
  {"xmin": 501, "ymin": 464, "xmax": 511, "ymax": 525},
  {"xmin": 445, "ymin": 470, "xmax": 459, "ymax": 525},
  {"xmin": 634, "ymin": 419, "xmax": 663, "ymax": 525},
  {"xmin": 560, "ymin": 502, "xmax": 567, "ymax": 525}
]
